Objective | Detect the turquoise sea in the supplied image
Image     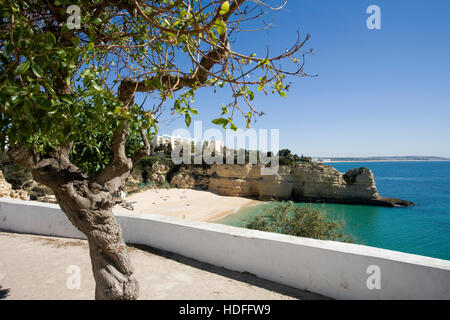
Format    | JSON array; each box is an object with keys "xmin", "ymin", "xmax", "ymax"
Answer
[{"xmin": 215, "ymin": 161, "xmax": 450, "ymax": 261}]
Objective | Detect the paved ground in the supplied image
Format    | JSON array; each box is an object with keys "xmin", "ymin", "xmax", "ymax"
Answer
[{"xmin": 0, "ymin": 232, "xmax": 326, "ymax": 300}]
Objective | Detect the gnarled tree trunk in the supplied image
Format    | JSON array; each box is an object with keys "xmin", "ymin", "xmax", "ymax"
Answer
[
  {"xmin": 54, "ymin": 187, "xmax": 138, "ymax": 300},
  {"xmin": 8, "ymin": 143, "xmax": 141, "ymax": 300}
]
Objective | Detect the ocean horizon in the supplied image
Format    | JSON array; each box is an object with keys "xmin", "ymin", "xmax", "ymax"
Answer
[{"xmin": 216, "ymin": 161, "xmax": 450, "ymax": 261}]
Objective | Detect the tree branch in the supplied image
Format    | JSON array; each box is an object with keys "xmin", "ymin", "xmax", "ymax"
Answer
[
  {"xmin": 132, "ymin": 128, "xmax": 152, "ymax": 166},
  {"xmin": 129, "ymin": 0, "xmax": 245, "ymax": 92},
  {"xmin": 93, "ymin": 80, "xmax": 138, "ymax": 186},
  {"xmin": 7, "ymin": 144, "xmax": 39, "ymax": 169}
]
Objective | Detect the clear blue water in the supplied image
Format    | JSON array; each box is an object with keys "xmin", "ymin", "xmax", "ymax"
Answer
[{"xmin": 215, "ymin": 161, "xmax": 450, "ymax": 260}]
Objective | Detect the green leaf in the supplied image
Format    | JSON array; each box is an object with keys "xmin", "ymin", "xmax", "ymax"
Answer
[
  {"xmin": 142, "ymin": 119, "xmax": 152, "ymax": 130},
  {"xmin": 246, "ymin": 89, "xmax": 254, "ymax": 101},
  {"xmin": 41, "ymin": 33, "xmax": 56, "ymax": 50},
  {"xmin": 212, "ymin": 118, "xmax": 228, "ymax": 125},
  {"xmin": 92, "ymin": 17, "xmax": 102, "ymax": 25},
  {"xmin": 258, "ymin": 59, "xmax": 270, "ymax": 67},
  {"xmin": 279, "ymin": 91, "xmax": 287, "ymax": 98},
  {"xmin": 60, "ymin": 95, "xmax": 73, "ymax": 104},
  {"xmin": 31, "ymin": 62, "xmax": 43, "ymax": 78},
  {"xmin": 15, "ymin": 61, "xmax": 30, "ymax": 75},
  {"xmin": 221, "ymin": 104, "xmax": 228, "ymax": 115},
  {"xmin": 65, "ymin": 75, "xmax": 72, "ymax": 87},
  {"xmin": 84, "ymin": 87, "xmax": 97, "ymax": 96},
  {"xmin": 26, "ymin": 112, "xmax": 35, "ymax": 122},
  {"xmin": 189, "ymin": 108, "xmax": 198, "ymax": 115},
  {"xmin": 185, "ymin": 113, "xmax": 192, "ymax": 127},
  {"xmin": 214, "ymin": 19, "xmax": 227, "ymax": 36},
  {"xmin": 90, "ymin": 80, "xmax": 102, "ymax": 91},
  {"xmin": 219, "ymin": 1, "xmax": 230, "ymax": 15},
  {"xmin": 5, "ymin": 86, "xmax": 23, "ymax": 96},
  {"xmin": 10, "ymin": 95, "xmax": 24, "ymax": 106},
  {"xmin": 71, "ymin": 36, "xmax": 80, "ymax": 46}
]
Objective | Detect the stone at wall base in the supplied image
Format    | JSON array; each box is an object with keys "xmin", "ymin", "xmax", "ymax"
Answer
[{"xmin": 37, "ymin": 195, "xmax": 58, "ymax": 204}]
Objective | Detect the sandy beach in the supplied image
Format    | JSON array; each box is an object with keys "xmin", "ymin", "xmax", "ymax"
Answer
[{"xmin": 114, "ymin": 188, "xmax": 259, "ymax": 222}]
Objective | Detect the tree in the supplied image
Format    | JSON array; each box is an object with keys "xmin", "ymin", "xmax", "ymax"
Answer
[
  {"xmin": 278, "ymin": 148, "xmax": 303, "ymax": 165},
  {"xmin": 0, "ymin": 0, "xmax": 311, "ymax": 299},
  {"xmin": 244, "ymin": 201, "xmax": 354, "ymax": 243}
]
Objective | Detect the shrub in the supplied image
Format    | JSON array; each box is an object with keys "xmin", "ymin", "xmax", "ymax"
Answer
[{"xmin": 244, "ymin": 201, "xmax": 354, "ymax": 243}]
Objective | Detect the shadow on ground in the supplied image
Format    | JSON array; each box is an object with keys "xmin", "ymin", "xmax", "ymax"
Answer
[
  {"xmin": 130, "ymin": 243, "xmax": 330, "ymax": 300},
  {"xmin": 0, "ymin": 286, "xmax": 11, "ymax": 299}
]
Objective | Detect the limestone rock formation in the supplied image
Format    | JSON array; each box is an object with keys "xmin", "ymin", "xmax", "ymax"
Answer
[
  {"xmin": 10, "ymin": 189, "xmax": 28, "ymax": 200},
  {"xmin": 0, "ymin": 170, "xmax": 29, "ymax": 200},
  {"xmin": 177, "ymin": 165, "xmax": 212, "ymax": 190},
  {"xmin": 179, "ymin": 163, "xmax": 413, "ymax": 207},
  {"xmin": 130, "ymin": 167, "xmax": 144, "ymax": 184},
  {"xmin": 124, "ymin": 175, "xmax": 141, "ymax": 193},
  {"xmin": 171, "ymin": 173, "xmax": 195, "ymax": 189},
  {"xmin": 151, "ymin": 173, "xmax": 166, "ymax": 184},
  {"xmin": 0, "ymin": 169, "xmax": 13, "ymax": 197},
  {"xmin": 152, "ymin": 162, "xmax": 168, "ymax": 174},
  {"xmin": 143, "ymin": 162, "xmax": 168, "ymax": 184}
]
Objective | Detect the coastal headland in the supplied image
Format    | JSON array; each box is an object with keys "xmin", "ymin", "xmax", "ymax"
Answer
[
  {"xmin": 117, "ymin": 162, "xmax": 415, "ymax": 221},
  {"xmin": 170, "ymin": 163, "xmax": 414, "ymax": 208}
]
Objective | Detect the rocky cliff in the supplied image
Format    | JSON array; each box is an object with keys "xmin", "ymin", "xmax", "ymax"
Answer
[
  {"xmin": 0, "ymin": 169, "xmax": 12, "ymax": 197},
  {"xmin": 0, "ymin": 170, "xmax": 28, "ymax": 200},
  {"xmin": 175, "ymin": 163, "xmax": 413, "ymax": 207}
]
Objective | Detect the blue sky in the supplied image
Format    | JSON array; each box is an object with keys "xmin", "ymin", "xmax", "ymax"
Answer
[{"xmin": 157, "ymin": 0, "xmax": 450, "ymax": 158}]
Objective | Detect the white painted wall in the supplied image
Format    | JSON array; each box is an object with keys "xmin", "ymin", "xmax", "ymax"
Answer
[{"xmin": 1, "ymin": 198, "xmax": 449, "ymax": 300}]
